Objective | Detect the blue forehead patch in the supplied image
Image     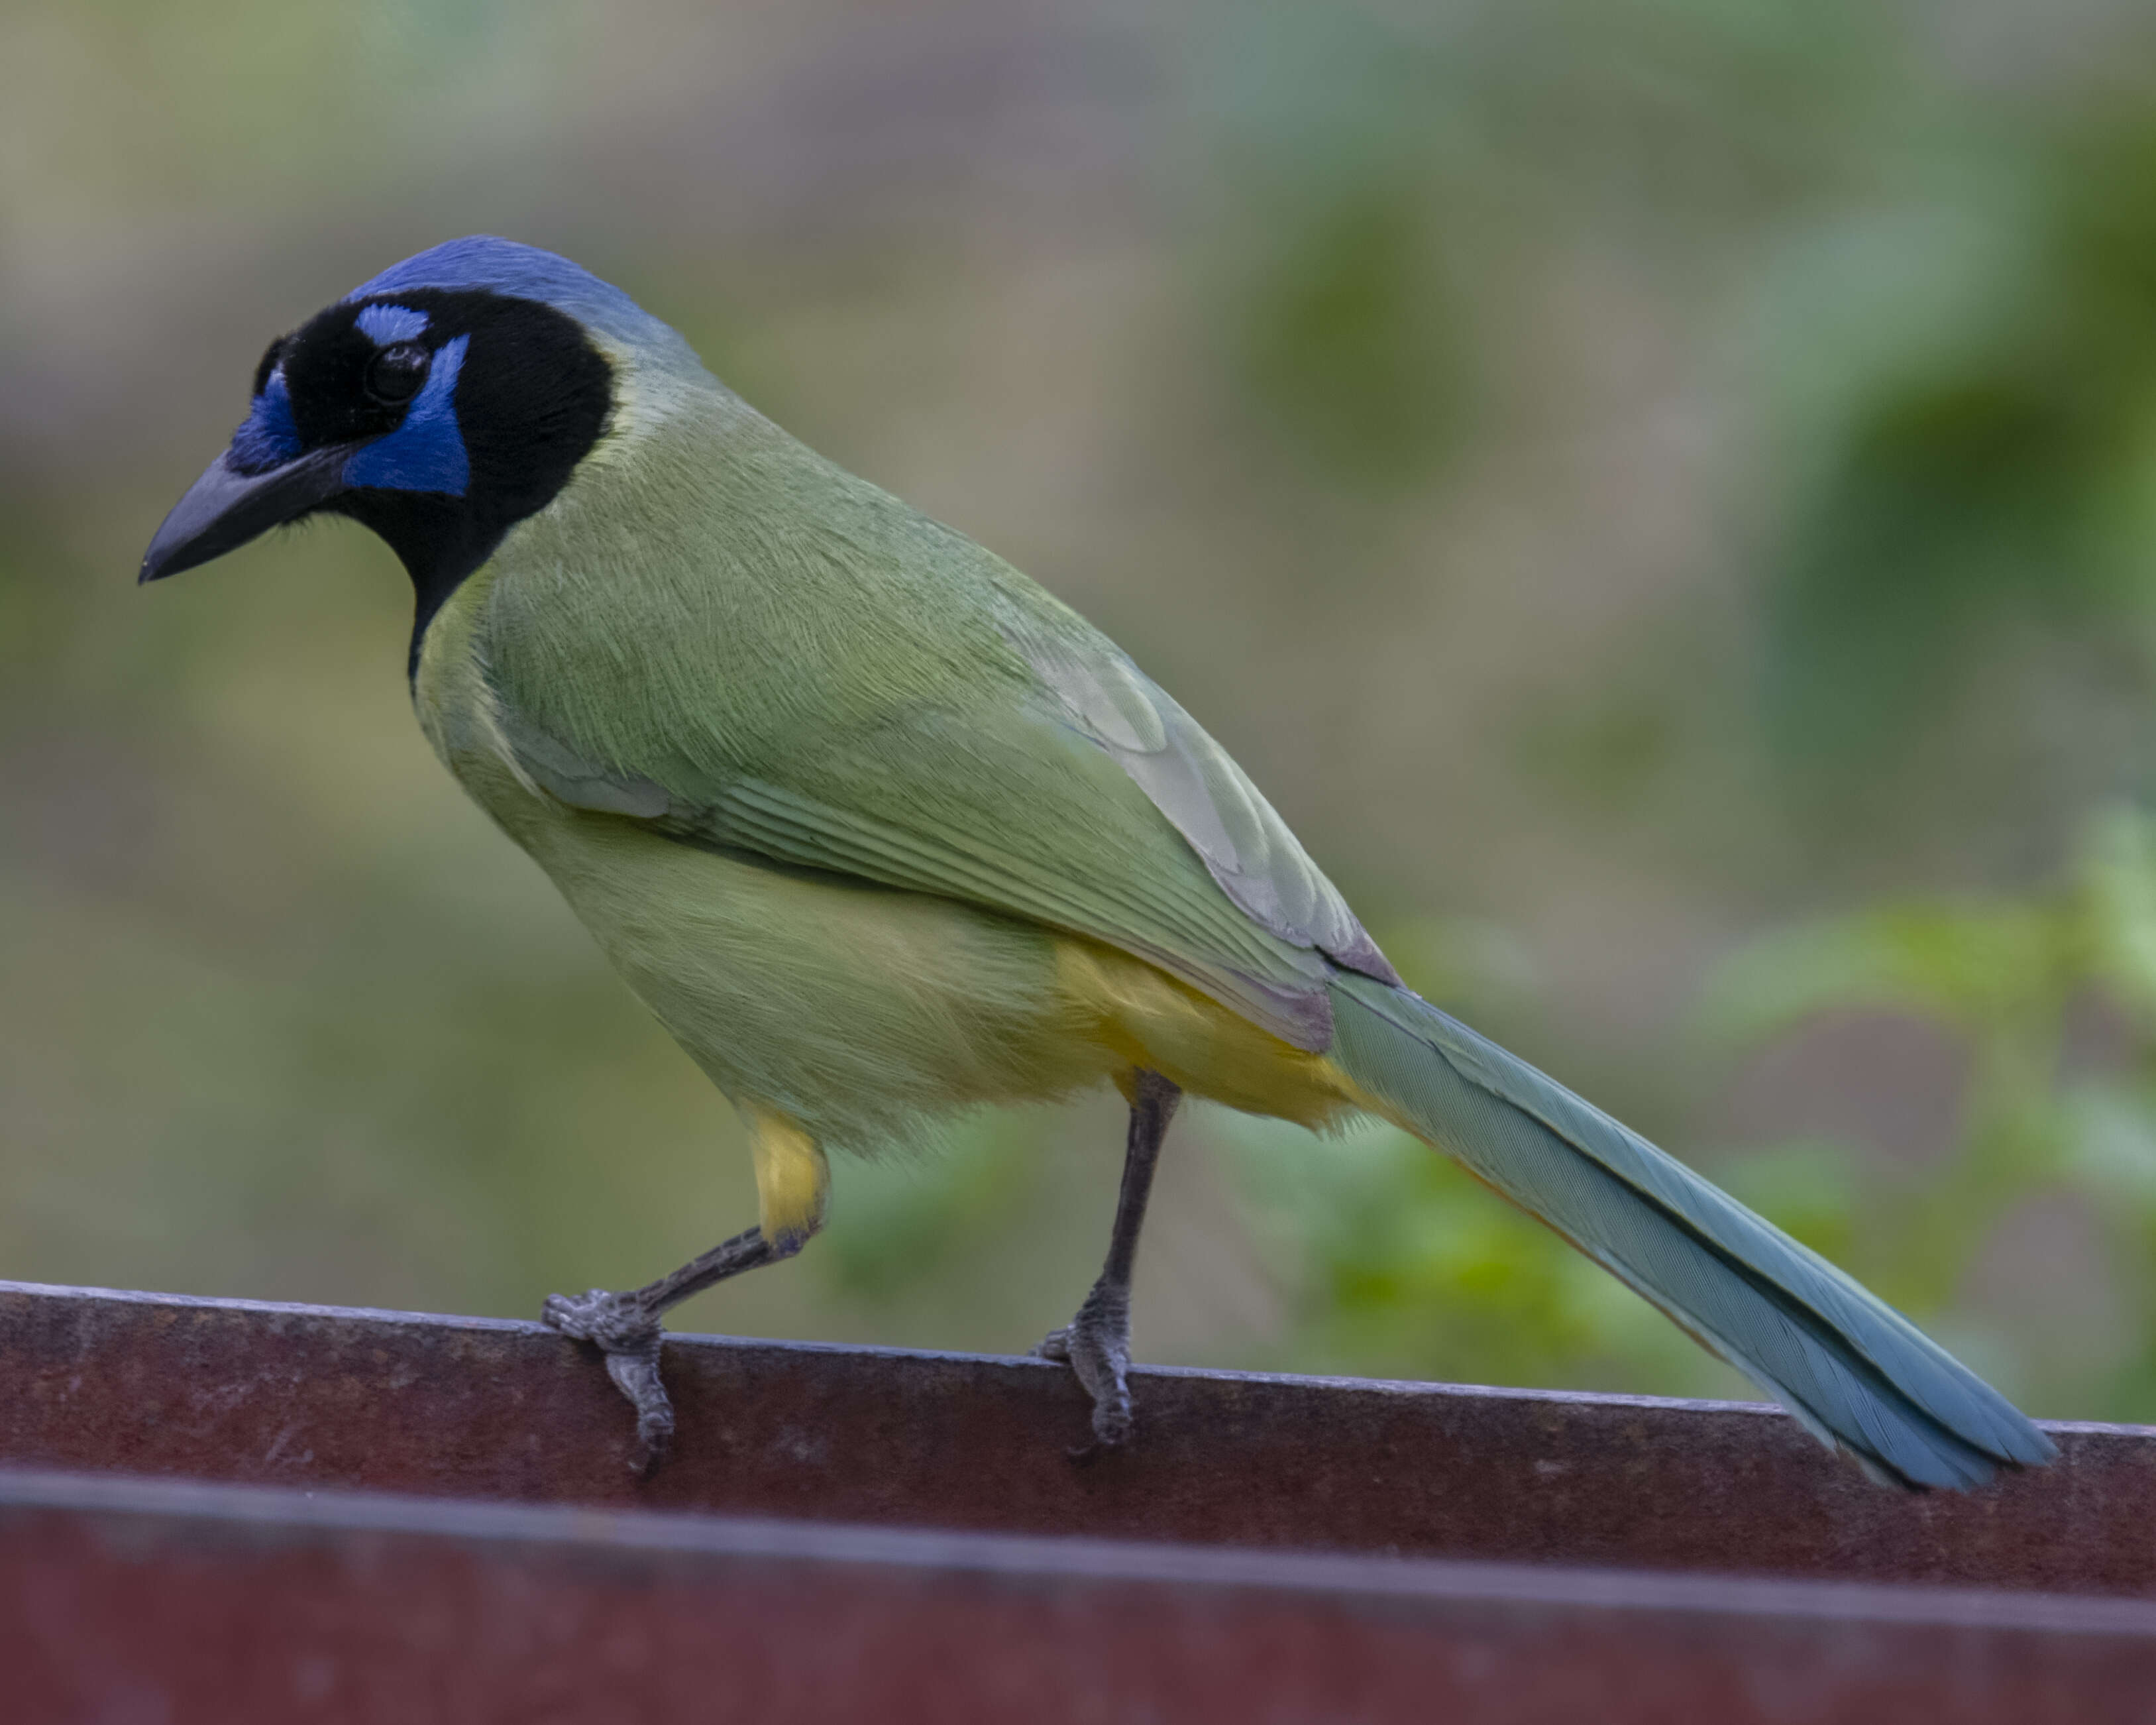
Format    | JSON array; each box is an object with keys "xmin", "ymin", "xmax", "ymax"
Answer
[
  {"xmin": 354, "ymin": 303, "xmax": 430, "ymax": 345},
  {"xmin": 227, "ymin": 368, "xmax": 303, "ymax": 475},
  {"xmin": 341, "ymin": 334, "xmax": 470, "ymax": 496}
]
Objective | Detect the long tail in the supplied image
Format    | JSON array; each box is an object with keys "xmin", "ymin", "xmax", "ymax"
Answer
[{"xmin": 1325, "ymin": 971, "xmax": 2055, "ymax": 1488}]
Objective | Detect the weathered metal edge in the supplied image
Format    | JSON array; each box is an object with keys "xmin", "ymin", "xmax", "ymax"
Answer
[
  {"xmin": 3, "ymin": 1464, "xmax": 2147, "ymax": 1638},
  {"xmin": 5, "ymin": 1277, "xmax": 2126, "ymax": 1436}
]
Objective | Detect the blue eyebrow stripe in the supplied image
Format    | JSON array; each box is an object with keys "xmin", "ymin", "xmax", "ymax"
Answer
[{"xmin": 355, "ymin": 303, "xmax": 430, "ymax": 344}]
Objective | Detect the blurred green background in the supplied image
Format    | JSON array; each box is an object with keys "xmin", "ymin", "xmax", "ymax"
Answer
[{"xmin": 9, "ymin": 0, "xmax": 2156, "ymax": 1421}]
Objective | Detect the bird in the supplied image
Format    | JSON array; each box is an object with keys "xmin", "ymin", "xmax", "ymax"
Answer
[{"xmin": 140, "ymin": 236, "xmax": 2055, "ymax": 1488}]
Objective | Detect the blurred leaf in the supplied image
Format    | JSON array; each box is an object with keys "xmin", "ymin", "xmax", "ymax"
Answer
[
  {"xmin": 812, "ymin": 1113, "xmax": 1042, "ymax": 1302},
  {"xmin": 1232, "ymin": 179, "xmax": 1468, "ymax": 479},
  {"xmin": 1752, "ymin": 101, "xmax": 2156, "ymax": 792},
  {"xmin": 1711, "ymin": 1139, "xmax": 1862, "ymax": 1267},
  {"xmin": 2063, "ymin": 1082, "xmax": 2156, "ymax": 1210},
  {"xmin": 2080, "ymin": 807, "xmax": 2156, "ymax": 1017},
  {"xmin": 1368, "ymin": 914, "xmax": 1538, "ymax": 1015},
  {"xmin": 1701, "ymin": 900, "xmax": 2071, "ymax": 1046}
]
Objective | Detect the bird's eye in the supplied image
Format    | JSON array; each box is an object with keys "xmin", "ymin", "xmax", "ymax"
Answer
[{"xmin": 364, "ymin": 342, "xmax": 431, "ymax": 406}]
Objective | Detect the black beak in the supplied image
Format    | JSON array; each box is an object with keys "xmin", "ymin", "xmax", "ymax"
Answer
[{"xmin": 138, "ymin": 443, "xmax": 360, "ymax": 584}]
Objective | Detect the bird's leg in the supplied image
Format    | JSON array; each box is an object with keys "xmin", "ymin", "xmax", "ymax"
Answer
[
  {"xmin": 543, "ymin": 1220, "xmax": 813, "ymax": 1475},
  {"xmin": 1036, "ymin": 1068, "xmax": 1182, "ymax": 1460},
  {"xmin": 547, "ymin": 1109, "xmax": 828, "ymax": 1475}
]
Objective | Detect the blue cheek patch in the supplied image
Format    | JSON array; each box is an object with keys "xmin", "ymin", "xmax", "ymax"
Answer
[
  {"xmin": 341, "ymin": 334, "xmax": 471, "ymax": 496},
  {"xmin": 227, "ymin": 370, "xmax": 303, "ymax": 474},
  {"xmin": 355, "ymin": 303, "xmax": 430, "ymax": 344}
]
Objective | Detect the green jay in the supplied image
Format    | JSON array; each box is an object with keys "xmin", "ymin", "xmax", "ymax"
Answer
[{"xmin": 140, "ymin": 237, "xmax": 2053, "ymax": 1487}]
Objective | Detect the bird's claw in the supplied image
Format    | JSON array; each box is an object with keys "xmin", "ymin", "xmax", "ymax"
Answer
[
  {"xmin": 543, "ymin": 1286, "xmax": 658, "ymax": 1350},
  {"xmin": 1035, "ymin": 1296, "xmax": 1134, "ymax": 1460},
  {"xmin": 543, "ymin": 1288, "xmax": 674, "ymax": 1475}
]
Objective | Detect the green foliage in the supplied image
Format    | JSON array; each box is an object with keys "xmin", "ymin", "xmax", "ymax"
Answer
[
  {"xmin": 1757, "ymin": 105, "xmax": 2156, "ymax": 790},
  {"xmin": 1233, "ymin": 181, "xmax": 1466, "ymax": 482},
  {"xmin": 1707, "ymin": 808, "xmax": 2156, "ymax": 1418},
  {"xmin": 812, "ymin": 1113, "xmax": 1044, "ymax": 1302},
  {"xmin": 1199, "ymin": 6, "xmax": 1474, "ymax": 484}
]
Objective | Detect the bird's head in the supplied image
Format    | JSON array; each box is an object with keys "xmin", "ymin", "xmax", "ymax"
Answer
[{"xmin": 139, "ymin": 236, "xmax": 688, "ymax": 631}]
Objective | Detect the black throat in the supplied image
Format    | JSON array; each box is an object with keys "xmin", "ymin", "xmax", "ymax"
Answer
[{"xmin": 299, "ymin": 290, "xmax": 614, "ymax": 677}]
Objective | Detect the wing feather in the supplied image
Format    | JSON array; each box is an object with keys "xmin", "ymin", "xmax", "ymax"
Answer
[
  {"xmin": 468, "ymin": 423, "xmax": 1391, "ymax": 1052},
  {"xmin": 997, "ymin": 604, "xmax": 1399, "ymax": 985},
  {"xmin": 492, "ymin": 693, "xmax": 1346, "ymax": 1048}
]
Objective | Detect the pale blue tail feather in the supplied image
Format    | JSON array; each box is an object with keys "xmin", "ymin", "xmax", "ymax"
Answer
[{"xmin": 1326, "ymin": 972, "xmax": 2056, "ymax": 1488}]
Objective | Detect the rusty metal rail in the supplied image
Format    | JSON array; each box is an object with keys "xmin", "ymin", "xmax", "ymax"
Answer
[
  {"xmin": 1, "ymin": 1280, "xmax": 2144, "ymax": 1590},
  {"xmin": 5, "ymin": 1467, "xmax": 2155, "ymax": 1725},
  {"xmin": 2, "ymin": 1280, "xmax": 2149, "ymax": 1720}
]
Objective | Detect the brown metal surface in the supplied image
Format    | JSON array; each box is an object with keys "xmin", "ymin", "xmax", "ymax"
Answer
[
  {"xmin": 0, "ymin": 1279, "xmax": 2146, "ymax": 1594},
  {"xmin": 5, "ymin": 1467, "xmax": 2153, "ymax": 1725}
]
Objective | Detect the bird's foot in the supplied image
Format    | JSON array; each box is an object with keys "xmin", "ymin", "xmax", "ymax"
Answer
[
  {"xmin": 1034, "ymin": 1282, "xmax": 1133, "ymax": 1462},
  {"xmin": 542, "ymin": 1287, "xmax": 674, "ymax": 1475}
]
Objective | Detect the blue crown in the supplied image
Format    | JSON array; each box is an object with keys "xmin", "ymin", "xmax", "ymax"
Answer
[{"xmin": 347, "ymin": 237, "xmax": 682, "ymax": 357}]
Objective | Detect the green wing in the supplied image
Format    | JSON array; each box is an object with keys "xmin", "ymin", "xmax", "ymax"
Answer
[{"xmin": 476, "ymin": 479, "xmax": 1392, "ymax": 1050}]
